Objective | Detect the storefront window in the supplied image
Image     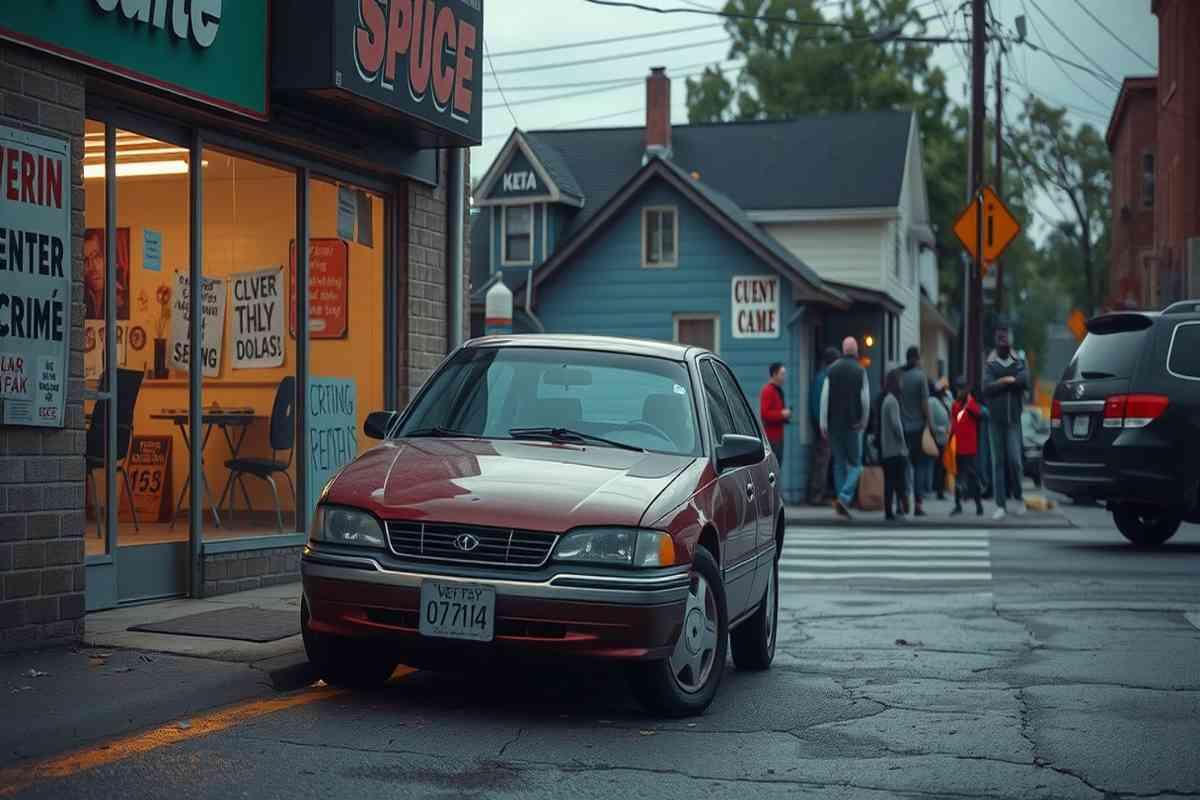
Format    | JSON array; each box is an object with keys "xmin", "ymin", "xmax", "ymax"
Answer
[
  {"xmin": 303, "ymin": 177, "xmax": 384, "ymax": 522},
  {"xmin": 82, "ymin": 119, "xmax": 110, "ymax": 557},
  {"xmin": 200, "ymin": 148, "xmax": 298, "ymax": 540}
]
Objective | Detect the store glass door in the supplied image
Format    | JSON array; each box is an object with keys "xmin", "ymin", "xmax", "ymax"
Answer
[{"xmin": 84, "ymin": 116, "xmax": 190, "ymax": 607}]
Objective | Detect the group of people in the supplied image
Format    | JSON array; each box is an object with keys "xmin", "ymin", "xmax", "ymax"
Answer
[{"xmin": 761, "ymin": 326, "xmax": 1030, "ymax": 522}]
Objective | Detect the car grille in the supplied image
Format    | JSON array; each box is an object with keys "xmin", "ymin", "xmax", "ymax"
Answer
[{"xmin": 385, "ymin": 521, "xmax": 558, "ymax": 568}]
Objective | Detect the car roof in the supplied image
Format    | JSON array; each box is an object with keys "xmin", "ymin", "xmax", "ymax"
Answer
[{"xmin": 463, "ymin": 333, "xmax": 700, "ymax": 361}]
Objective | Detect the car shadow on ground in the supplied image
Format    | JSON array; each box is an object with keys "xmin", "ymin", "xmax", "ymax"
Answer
[{"xmin": 1053, "ymin": 541, "xmax": 1200, "ymax": 555}]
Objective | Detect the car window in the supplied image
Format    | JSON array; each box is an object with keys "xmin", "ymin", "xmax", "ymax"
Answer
[
  {"xmin": 1063, "ymin": 327, "xmax": 1151, "ymax": 380},
  {"xmin": 712, "ymin": 362, "xmax": 760, "ymax": 439},
  {"xmin": 700, "ymin": 361, "xmax": 737, "ymax": 442},
  {"xmin": 1168, "ymin": 322, "xmax": 1200, "ymax": 379},
  {"xmin": 397, "ymin": 346, "xmax": 701, "ymax": 456}
]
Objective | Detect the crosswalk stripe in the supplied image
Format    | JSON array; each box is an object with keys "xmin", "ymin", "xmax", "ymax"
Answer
[{"xmin": 777, "ymin": 526, "xmax": 993, "ymax": 586}]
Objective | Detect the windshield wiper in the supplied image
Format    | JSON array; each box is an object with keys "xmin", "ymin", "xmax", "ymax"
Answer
[
  {"xmin": 509, "ymin": 426, "xmax": 645, "ymax": 452},
  {"xmin": 404, "ymin": 425, "xmax": 470, "ymax": 438}
]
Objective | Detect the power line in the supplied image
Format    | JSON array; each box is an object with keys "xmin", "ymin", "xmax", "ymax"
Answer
[
  {"xmin": 481, "ymin": 106, "xmax": 649, "ymax": 141},
  {"xmin": 1017, "ymin": 0, "xmax": 1116, "ymax": 108},
  {"xmin": 1025, "ymin": 0, "xmax": 1122, "ymax": 89},
  {"xmin": 486, "ymin": 58, "xmax": 734, "ymax": 92},
  {"xmin": 1069, "ymin": 0, "xmax": 1156, "ymax": 72},
  {"xmin": 1003, "ymin": 48, "xmax": 1109, "ymax": 122},
  {"xmin": 581, "ymin": 0, "xmax": 870, "ymax": 31},
  {"xmin": 485, "ymin": 22, "xmax": 721, "ymax": 58},
  {"xmin": 489, "ymin": 36, "xmax": 731, "ymax": 76},
  {"xmin": 483, "ymin": 35, "xmax": 518, "ymax": 129},
  {"xmin": 482, "ymin": 62, "xmax": 744, "ymax": 111}
]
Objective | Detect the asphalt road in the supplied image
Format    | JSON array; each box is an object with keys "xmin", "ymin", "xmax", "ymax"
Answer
[{"xmin": 4, "ymin": 500, "xmax": 1200, "ymax": 800}]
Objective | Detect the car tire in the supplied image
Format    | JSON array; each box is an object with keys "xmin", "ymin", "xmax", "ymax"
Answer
[
  {"xmin": 1112, "ymin": 505, "xmax": 1182, "ymax": 547},
  {"xmin": 730, "ymin": 551, "xmax": 777, "ymax": 671},
  {"xmin": 628, "ymin": 546, "xmax": 727, "ymax": 717},
  {"xmin": 301, "ymin": 598, "xmax": 397, "ymax": 689}
]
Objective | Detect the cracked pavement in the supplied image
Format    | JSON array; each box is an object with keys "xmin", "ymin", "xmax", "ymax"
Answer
[{"xmin": 4, "ymin": 502, "xmax": 1200, "ymax": 799}]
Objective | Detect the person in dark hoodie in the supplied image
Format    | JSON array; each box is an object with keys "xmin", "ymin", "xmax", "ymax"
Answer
[{"xmin": 983, "ymin": 326, "xmax": 1029, "ymax": 519}]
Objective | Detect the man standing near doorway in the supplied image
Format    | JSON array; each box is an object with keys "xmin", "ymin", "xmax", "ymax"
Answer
[
  {"xmin": 807, "ymin": 347, "xmax": 839, "ymax": 505},
  {"xmin": 760, "ymin": 362, "xmax": 791, "ymax": 468},
  {"xmin": 820, "ymin": 337, "xmax": 870, "ymax": 519},
  {"xmin": 900, "ymin": 346, "xmax": 932, "ymax": 516},
  {"xmin": 983, "ymin": 326, "xmax": 1029, "ymax": 519}
]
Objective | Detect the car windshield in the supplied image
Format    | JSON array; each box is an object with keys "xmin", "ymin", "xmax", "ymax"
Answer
[{"xmin": 395, "ymin": 346, "xmax": 703, "ymax": 456}]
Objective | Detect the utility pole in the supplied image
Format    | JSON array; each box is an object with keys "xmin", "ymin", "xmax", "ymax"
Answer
[
  {"xmin": 994, "ymin": 39, "xmax": 1005, "ymax": 316},
  {"xmin": 968, "ymin": 0, "xmax": 986, "ymax": 390}
]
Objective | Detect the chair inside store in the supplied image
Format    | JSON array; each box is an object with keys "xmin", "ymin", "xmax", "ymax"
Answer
[
  {"xmin": 86, "ymin": 368, "xmax": 145, "ymax": 538},
  {"xmin": 223, "ymin": 376, "xmax": 296, "ymax": 534}
]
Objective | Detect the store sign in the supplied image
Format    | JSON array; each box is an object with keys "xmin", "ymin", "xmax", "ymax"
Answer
[
  {"xmin": 338, "ymin": 0, "xmax": 483, "ymax": 145},
  {"xmin": 307, "ymin": 377, "xmax": 358, "ymax": 520},
  {"xmin": 289, "ymin": 239, "xmax": 349, "ymax": 340},
  {"xmin": 120, "ymin": 435, "xmax": 172, "ymax": 523},
  {"xmin": 0, "ymin": 2, "xmax": 268, "ymax": 119},
  {"xmin": 0, "ymin": 125, "xmax": 70, "ymax": 428},
  {"xmin": 230, "ymin": 267, "xmax": 284, "ymax": 370},
  {"xmin": 731, "ymin": 275, "xmax": 780, "ymax": 339},
  {"xmin": 168, "ymin": 272, "xmax": 226, "ymax": 377}
]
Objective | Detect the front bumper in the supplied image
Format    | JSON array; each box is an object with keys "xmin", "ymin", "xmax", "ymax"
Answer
[{"xmin": 301, "ymin": 546, "xmax": 690, "ymax": 661}]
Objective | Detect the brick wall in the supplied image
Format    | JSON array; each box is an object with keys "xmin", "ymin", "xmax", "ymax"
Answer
[
  {"xmin": 202, "ymin": 547, "xmax": 302, "ymax": 596},
  {"xmin": 0, "ymin": 42, "xmax": 88, "ymax": 652},
  {"xmin": 404, "ymin": 151, "xmax": 472, "ymax": 403}
]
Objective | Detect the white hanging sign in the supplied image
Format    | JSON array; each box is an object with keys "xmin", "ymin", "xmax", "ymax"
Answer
[
  {"xmin": 168, "ymin": 271, "xmax": 226, "ymax": 377},
  {"xmin": 731, "ymin": 275, "xmax": 780, "ymax": 339},
  {"xmin": 230, "ymin": 266, "xmax": 284, "ymax": 369}
]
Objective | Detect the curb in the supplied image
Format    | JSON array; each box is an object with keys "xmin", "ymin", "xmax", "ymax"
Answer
[{"xmin": 251, "ymin": 652, "xmax": 319, "ymax": 691}]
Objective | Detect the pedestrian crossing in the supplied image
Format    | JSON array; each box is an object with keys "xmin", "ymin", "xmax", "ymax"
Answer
[{"xmin": 778, "ymin": 527, "xmax": 992, "ymax": 586}]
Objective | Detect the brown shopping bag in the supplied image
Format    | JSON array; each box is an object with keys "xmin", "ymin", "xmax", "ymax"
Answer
[{"xmin": 856, "ymin": 465, "xmax": 884, "ymax": 512}]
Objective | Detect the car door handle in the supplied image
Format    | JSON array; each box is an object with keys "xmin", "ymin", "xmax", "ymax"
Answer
[
  {"xmin": 767, "ymin": 472, "xmax": 776, "ymax": 486},
  {"xmin": 746, "ymin": 483, "xmax": 755, "ymax": 500}
]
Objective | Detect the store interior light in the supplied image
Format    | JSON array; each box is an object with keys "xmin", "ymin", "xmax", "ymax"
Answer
[
  {"xmin": 83, "ymin": 160, "xmax": 206, "ymax": 179},
  {"xmin": 864, "ymin": 335, "xmax": 875, "ymax": 348}
]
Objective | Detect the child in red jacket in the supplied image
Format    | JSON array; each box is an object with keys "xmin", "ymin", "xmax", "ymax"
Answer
[{"xmin": 951, "ymin": 380, "xmax": 984, "ymax": 516}]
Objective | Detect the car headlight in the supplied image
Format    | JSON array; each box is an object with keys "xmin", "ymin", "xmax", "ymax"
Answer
[
  {"xmin": 553, "ymin": 527, "xmax": 676, "ymax": 568},
  {"xmin": 311, "ymin": 505, "xmax": 386, "ymax": 548}
]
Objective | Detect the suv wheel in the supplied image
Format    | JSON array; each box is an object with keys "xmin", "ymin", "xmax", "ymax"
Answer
[
  {"xmin": 730, "ymin": 551, "xmax": 777, "ymax": 670},
  {"xmin": 302, "ymin": 599, "xmax": 398, "ymax": 689},
  {"xmin": 629, "ymin": 546, "xmax": 727, "ymax": 717},
  {"xmin": 1111, "ymin": 504, "xmax": 1182, "ymax": 547}
]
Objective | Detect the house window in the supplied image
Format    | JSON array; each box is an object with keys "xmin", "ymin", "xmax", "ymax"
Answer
[
  {"xmin": 1142, "ymin": 152, "xmax": 1155, "ymax": 209},
  {"xmin": 674, "ymin": 313, "xmax": 719, "ymax": 354},
  {"xmin": 643, "ymin": 207, "xmax": 677, "ymax": 267},
  {"xmin": 502, "ymin": 204, "xmax": 533, "ymax": 265}
]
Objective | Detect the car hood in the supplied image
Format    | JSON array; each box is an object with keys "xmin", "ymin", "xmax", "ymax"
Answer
[{"xmin": 324, "ymin": 438, "xmax": 699, "ymax": 532}]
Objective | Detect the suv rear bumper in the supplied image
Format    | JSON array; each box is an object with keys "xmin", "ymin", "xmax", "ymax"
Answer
[{"xmin": 1043, "ymin": 451, "xmax": 1197, "ymax": 512}]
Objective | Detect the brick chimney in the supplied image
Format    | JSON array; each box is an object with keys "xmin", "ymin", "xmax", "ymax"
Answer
[{"xmin": 645, "ymin": 66, "xmax": 672, "ymax": 159}]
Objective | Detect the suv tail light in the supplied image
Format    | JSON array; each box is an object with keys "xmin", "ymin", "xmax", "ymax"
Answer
[
  {"xmin": 1102, "ymin": 394, "xmax": 1169, "ymax": 429},
  {"xmin": 1050, "ymin": 399, "xmax": 1062, "ymax": 429}
]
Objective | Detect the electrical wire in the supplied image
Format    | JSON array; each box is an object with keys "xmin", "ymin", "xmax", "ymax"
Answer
[
  {"xmin": 485, "ymin": 22, "xmax": 721, "ymax": 58},
  {"xmin": 486, "ymin": 58, "xmax": 738, "ymax": 92},
  {"xmin": 1017, "ymin": 0, "xmax": 1115, "ymax": 109},
  {"xmin": 581, "ymin": 0, "xmax": 870, "ymax": 31},
  {"xmin": 488, "ymin": 36, "xmax": 732, "ymax": 76},
  {"xmin": 483, "ymin": 35, "xmax": 518, "ymax": 129},
  {"xmin": 1068, "ymin": 0, "xmax": 1156, "ymax": 72},
  {"xmin": 482, "ymin": 61, "xmax": 744, "ymax": 111},
  {"xmin": 1024, "ymin": 0, "xmax": 1122, "ymax": 89}
]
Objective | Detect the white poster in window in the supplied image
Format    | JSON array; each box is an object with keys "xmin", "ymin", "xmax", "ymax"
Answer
[
  {"xmin": 168, "ymin": 272, "xmax": 226, "ymax": 377},
  {"xmin": 731, "ymin": 275, "xmax": 780, "ymax": 339},
  {"xmin": 230, "ymin": 267, "xmax": 284, "ymax": 369},
  {"xmin": 0, "ymin": 125, "xmax": 71, "ymax": 427}
]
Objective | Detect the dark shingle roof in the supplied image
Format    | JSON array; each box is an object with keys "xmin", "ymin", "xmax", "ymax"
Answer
[
  {"xmin": 523, "ymin": 110, "xmax": 913, "ymax": 240},
  {"xmin": 523, "ymin": 136, "xmax": 584, "ymax": 202}
]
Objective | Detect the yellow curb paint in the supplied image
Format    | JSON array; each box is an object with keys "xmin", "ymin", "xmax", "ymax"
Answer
[{"xmin": 0, "ymin": 666, "xmax": 416, "ymax": 797}]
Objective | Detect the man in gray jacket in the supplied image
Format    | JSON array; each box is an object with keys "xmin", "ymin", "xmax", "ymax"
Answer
[
  {"xmin": 820, "ymin": 337, "xmax": 871, "ymax": 519},
  {"xmin": 983, "ymin": 326, "xmax": 1029, "ymax": 519}
]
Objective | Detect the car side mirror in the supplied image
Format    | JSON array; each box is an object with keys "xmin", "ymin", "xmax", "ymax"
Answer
[
  {"xmin": 716, "ymin": 434, "xmax": 765, "ymax": 472},
  {"xmin": 363, "ymin": 411, "xmax": 399, "ymax": 440}
]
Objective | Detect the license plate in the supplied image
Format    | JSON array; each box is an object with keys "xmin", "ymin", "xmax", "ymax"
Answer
[
  {"xmin": 1072, "ymin": 415, "xmax": 1091, "ymax": 437},
  {"xmin": 418, "ymin": 581, "xmax": 495, "ymax": 642}
]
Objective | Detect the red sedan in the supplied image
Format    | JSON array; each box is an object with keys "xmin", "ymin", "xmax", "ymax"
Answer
[{"xmin": 301, "ymin": 335, "xmax": 783, "ymax": 716}]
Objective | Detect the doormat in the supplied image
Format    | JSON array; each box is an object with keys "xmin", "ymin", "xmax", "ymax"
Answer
[{"xmin": 128, "ymin": 607, "xmax": 300, "ymax": 643}]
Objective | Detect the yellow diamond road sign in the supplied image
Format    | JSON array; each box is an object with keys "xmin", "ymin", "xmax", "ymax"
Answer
[{"xmin": 954, "ymin": 185, "xmax": 1022, "ymax": 270}]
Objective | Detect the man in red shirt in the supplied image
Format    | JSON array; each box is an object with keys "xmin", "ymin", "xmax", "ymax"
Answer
[{"xmin": 760, "ymin": 362, "xmax": 791, "ymax": 467}]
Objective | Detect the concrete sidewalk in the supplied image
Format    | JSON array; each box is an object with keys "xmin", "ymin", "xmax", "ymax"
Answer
[{"xmin": 787, "ymin": 490, "xmax": 1074, "ymax": 528}]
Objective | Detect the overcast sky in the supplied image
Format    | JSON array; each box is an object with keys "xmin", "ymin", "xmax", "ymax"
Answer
[{"xmin": 472, "ymin": 1, "xmax": 1157, "ymax": 231}]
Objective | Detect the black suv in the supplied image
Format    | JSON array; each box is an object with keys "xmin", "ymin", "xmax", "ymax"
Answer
[{"xmin": 1043, "ymin": 301, "xmax": 1200, "ymax": 546}]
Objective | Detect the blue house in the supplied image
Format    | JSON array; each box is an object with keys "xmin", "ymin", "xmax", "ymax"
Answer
[{"xmin": 470, "ymin": 68, "xmax": 939, "ymax": 503}]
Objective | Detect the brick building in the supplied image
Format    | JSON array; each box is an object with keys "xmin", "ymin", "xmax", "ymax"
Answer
[
  {"xmin": 1107, "ymin": 0, "xmax": 1200, "ymax": 308},
  {"xmin": 0, "ymin": 2, "xmax": 476, "ymax": 650}
]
